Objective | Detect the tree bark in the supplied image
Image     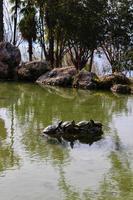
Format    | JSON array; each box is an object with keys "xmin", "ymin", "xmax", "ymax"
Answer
[
  {"xmin": 49, "ymin": 34, "xmax": 54, "ymax": 68},
  {"xmin": 13, "ymin": 0, "xmax": 18, "ymax": 45},
  {"xmin": 88, "ymin": 50, "xmax": 94, "ymax": 72},
  {"xmin": 28, "ymin": 39, "xmax": 33, "ymax": 61},
  {"xmin": 0, "ymin": 0, "xmax": 4, "ymax": 42}
]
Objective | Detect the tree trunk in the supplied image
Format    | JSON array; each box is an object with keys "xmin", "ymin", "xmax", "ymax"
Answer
[
  {"xmin": 49, "ymin": 34, "xmax": 54, "ymax": 68},
  {"xmin": 28, "ymin": 39, "xmax": 33, "ymax": 61},
  {"xmin": 13, "ymin": 0, "xmax": 18, "ymax": 45},
  {"xmin": 88, "ymin": 50, "xmax": 94, "ymax": 72},
  {"xmin": 55, "ymin": 38, "xmax": 59, "ymax": 67},
  {"xmin": 39, "ymin": 9, "xmax": 48, "ymax": 60},
  {"xmin": 0, "ymin": 0, "xmax": 4, "ymax": 42}
]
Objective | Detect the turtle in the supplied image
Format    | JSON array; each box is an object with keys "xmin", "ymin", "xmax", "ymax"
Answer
[
  {"xmin": 90, "ymin": 119, "xmax": 95, "ymax": 124},
  {"xmin": 89, "ymin": 120, "xmax": 103, "ymax": 128},
  {"xmin": 61, "ymin": 120, "xmax": 76, "ymax": 133},
  {"xmin": 43, "ymin": 121, "xmax": 62, "ymax": 135},
  {"xmin": 76, "ymin": 121, "xmax": 89, "ymax": 128},
  {"xmin": 76, "ymin": 120, "xmax": 98, "ymax": 134},
  {"xmin": 94, "ymin": 121, "xmax": 103, "ymax": 128},
  {"xmin": 43, "ymin": 125, "xmax": 57, "ymax": 135},
  {"xmin": 61, "ymin": 120, "xmax": 75, "ymax": 128}
]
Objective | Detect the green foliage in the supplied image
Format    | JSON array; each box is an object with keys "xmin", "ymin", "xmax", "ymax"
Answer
[
  {"xmin": 9, "ymin": 0, "xmax": 133, "ymax": 71},
  {"xmin": 102, "ymin": 0, "xmax": 133, "ymax": 71},
  {"xmin": 19, "ymin": 1, "xmax": 37, "ymax": 61},
  {"xmin": 62, "ymin": 0, "xmax": 107, "ymax": 70},
  {"xmin": 19, "ymin": 4, "xmax": 37, "ymax": 42}
]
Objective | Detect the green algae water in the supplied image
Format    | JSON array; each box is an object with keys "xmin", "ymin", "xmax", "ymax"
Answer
[{"xmin": 0, "ymin": 82, "xmax": 133, "ymax": 200}]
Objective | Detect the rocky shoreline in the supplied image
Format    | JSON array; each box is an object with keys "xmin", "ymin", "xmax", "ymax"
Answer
[
  {"xmin": 0, "ymin": 42, "xmax": 133, "ymax": 95},
  {"xmin": 37, "ymin": 67, "xmax": 132, "ymax": 94}
]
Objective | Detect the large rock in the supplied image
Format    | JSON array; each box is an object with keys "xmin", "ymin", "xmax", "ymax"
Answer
[
  {"xmin": 111, "ymin": 84, "xmax": 131, "ymax": 94},
  {"xmin": 73, "ymin": 71, "xmax": 99, "ymax": 89},
  {"xmin": 37, "ymin": 66, "xmax": 131, "ymax": 93},
  {"xmin": 37, "ymin": 66, "xmax": 76, "ymax": 86},
  {"xmin": 99, "ymin": 73, "xmax": 130, "ymax": 89},
  {"xmin": 0, "ymin": 61, "xmax": 9, "ymax": 78},
  {"xmin": 0, "ymin": 42, "xmax": 21, "ymax": 79},
  {"xmin": 17, "ymin": 60, "xmax": 50, "ymax": 81}
]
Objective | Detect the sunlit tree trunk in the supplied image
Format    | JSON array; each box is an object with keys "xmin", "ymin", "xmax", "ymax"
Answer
[
  {"xmin": 0, "ymin": 0, "xmax": 4, "ymax": 41},
  {"xmin": 88, "ymin": 50, "xmax": 94, "ymax": 72},
  {"xmin": 13, "ymin": 0, "xmax": 18, "ymax": 45}
]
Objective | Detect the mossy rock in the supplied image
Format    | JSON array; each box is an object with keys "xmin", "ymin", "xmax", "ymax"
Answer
[
  {"xmin": 37, "ymin": 66, "xmax": 77, "ymax": 87},
  {"xmin": 99, "ymin": 73, "xmax": 130, "ymax": 89},
  {"xmin": 73, "ymin": 70, "xmax": 100, "ymax": 89},
  {"xmin": 111, "ymin": 84, "xmax": 131, "ymax": 94},
  {"xmin": 18, "ymin": 60, "xmax": 50, "ymax": 81}
]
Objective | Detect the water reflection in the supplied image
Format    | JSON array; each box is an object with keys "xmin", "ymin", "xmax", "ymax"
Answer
[
  {"xmin": 57, "ymin": 131, "xmax": 133, "ymax": 200},
  {"xmin": 14, "ymin": 84, "xmax": 131, "ymax": 128},
  {"xmin": 0, "ymin": 117, "xmax": 19, "ymax": 175},
  {"xmin": 0, "ymin": 118, "xmax": 7, "ymax": 140},
  {"xmin": 0, "ymin": 82, "xmax": 132, "ymax": 199},
  {"xmin": 97, "ymin": 152, "xmax": 133, "ymax": 200}
]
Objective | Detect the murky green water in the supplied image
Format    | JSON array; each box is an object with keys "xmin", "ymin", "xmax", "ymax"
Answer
[{"xmin": 0, "ymin": 82, "xmax": 133, "ymax": 200}]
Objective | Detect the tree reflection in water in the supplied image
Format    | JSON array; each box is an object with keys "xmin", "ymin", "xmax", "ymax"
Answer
[
  {"xmin": 57, "ymin": 130, "xmax": 133, "ymax": 200},
  {"xmin": 0, "ymin": 118, "xmax": 20, "ymax": 174},
  {"xmin": 0, "ymin": 82, "xmax": 132, "ymax": 199}
]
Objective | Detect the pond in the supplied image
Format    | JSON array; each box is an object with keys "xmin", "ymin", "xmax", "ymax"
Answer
[{"xmin": 0, "ymin": 82, "xmax": 133, "ymax": 200}]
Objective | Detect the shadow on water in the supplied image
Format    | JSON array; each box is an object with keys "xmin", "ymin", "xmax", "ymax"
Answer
[{"xmin": 43, "ymin": 133, "xmax": 103, "ymax": 149}]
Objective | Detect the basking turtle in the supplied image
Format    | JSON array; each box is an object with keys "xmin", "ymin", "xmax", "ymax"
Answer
[
  {"xmin": 90, "ymin": 120, "xmax": 103, "ymax": 128},
  {"xmin": 94, "ymin": 122, "xmax": 103, "ymax": 128},
  {"xmin": 61, "ymin": 120, "xmax": 75, "ymax": 128},
  {"xmin": 90, "ymin": 119, "xmax": 95, "ymax": 125},
  {"xmin": 76, "ymin": 120, "xmax": 101, "ymax": 133},
  {"xmin": 43, "ymin": 125, "xmax": 57, "ymax": 135},
  {"xmin": 43, "ymin": 121, "xmax": 62, "ymax": 135},
  {"xmin": 76, "ymin": 121, "xmax": 89, "ymax": 128},
  {"xmin": 61, "ymin": 120, "xmax": 76, "ymax": 133}
]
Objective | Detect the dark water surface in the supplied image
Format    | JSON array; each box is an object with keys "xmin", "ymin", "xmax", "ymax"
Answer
[{"xmin": 0, "ymin": 82, "xmax": 133, "ymax": 200}]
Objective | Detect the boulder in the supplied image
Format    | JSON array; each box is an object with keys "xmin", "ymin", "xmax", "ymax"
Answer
[
  {"xmin": 0, "ymin": 61, "xmax": 9, "ymax": 79},
  {"xmin": 37, "ymin": 66, "xmax": 77, "ymax": 87},
  {"xmin": 73, "ymin": 71, "xmax": 99, "ymax": 89},
  {"xmin": 99, "ymin": 73, "xmax": 130, "ymax": 89},
  {"xmin": 17, "ymin": 60, "xmax": 50, "ymax": 81},
  {"xmin": 111, "ymin": 84, "xmax": 131, "ymax": 94},
  {"xmin": 0, "ymin": 42, "xmax": 21, "ymax": 79},
  {"xmin": 37, "ymin": 67, "xmax": 131, "ymax": 93}
]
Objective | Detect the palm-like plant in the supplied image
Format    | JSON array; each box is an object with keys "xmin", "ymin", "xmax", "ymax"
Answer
[
  {"xmin": 19, "ymin": 1, "xmax": 37, "ymax": 61},
  {"xmin": 10, "ymin": 0, "xmax": 22, "ymax": 45}
]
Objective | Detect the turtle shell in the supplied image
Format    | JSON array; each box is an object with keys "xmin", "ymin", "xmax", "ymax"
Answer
[
  {"xmin": 61, "ymin": 121, "xmax": 75, "ymax": 128},
  {"xmin": 94, "ymin": 122, "xmax": 103, "ymax": 128},
  {"xmin": 61, "ymin": 121, "xmax": 72, "ymax": 128},
  {"xmin": 43, "ymin": 120, "xmax": 63, "ymax": 134},
  {"xmin": 43, "ymin": 124, "xmax": 58, "ymax": 134},
  {"xmin": 77, "ymin": 121, "xmax": 89, "ymax": 127}
]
